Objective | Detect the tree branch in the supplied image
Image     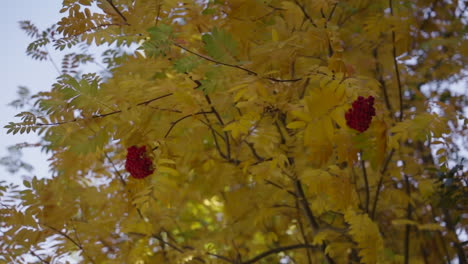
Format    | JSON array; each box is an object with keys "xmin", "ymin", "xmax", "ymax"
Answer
[
  {"xmin": 371, "ymin": 149, "xmax": 395, "ymax": 220},
  {"xmin": 43, "ymin": 224, "xmax": 95, "ymax": 264},
  {"xmin": 373, "ymin": 48, "xmax": 394, "ymax": 115},
  {"xmin": 200, "ymin": 112, "xmax": 240, "ymax": 164},
  {"xmin": 243, "ymin": 140, "xmax": 266, "ymax": 162},
  {"xmin": 104, "ymin": 0, "xmax": 128, "ymax": 23},
  {"xmin": 104, "ymin": 152, "xmax": 126, "ymax": 187},
  {"xmin": 242, "ymin": 244, "xmax": 318, "ymax": 264},
  {"xmin": 294, "ymin": 180, "xmax": 319, "ymax": 230},
  {"xmin": 204, "ymin": 94, "xmax": 231, "ymax": 160},
  {"xmin": 173, "ymin": 43, "xmax": 301, "ymax": 83},
  {"xmin": 264, "ymin": 179, "xmax": 296, "ymax": 197},
  {"xmin": 164, "ymin": 111, "xmax": 213, "ymax": 138},
  {"xmin": 295, "ymin": 199, "xmax": 313, "ymax": 264},
  {"xmin": 327, "ymin": 3, "xmax": 338, "ymax": 22},
  {"xmin": 294, "ymin": 179, "xmax": 335, "ymax": 264},
  {"xmin": 360, "ymin": 151, "xmax": 370, "ymax": 213},
  {"xmin": 389, "ymin": 0, "xmax": 404, "ymax": 122},
  {"xmin": 403, "ymin": 175, "xmax": 412, "ymax": 264},
  {"xmin": 29, "ymin": 250, "xmax": 50, "ymax": 264},
  {"xmin": 36, "ymin": 92, "xmax": 175, "ymax": 126},
  {"xmin": 293, "ymin": 0, "xmax": 318, "ymax": 27}
]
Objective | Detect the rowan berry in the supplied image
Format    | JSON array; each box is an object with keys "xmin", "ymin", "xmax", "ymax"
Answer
[
  {"xmin": 345, "ymin": 96, "xmax": 376, "ymax": 132},
  {"xmin": 125, "ymin": 146, "xmax": 154, "ymax": 179}
]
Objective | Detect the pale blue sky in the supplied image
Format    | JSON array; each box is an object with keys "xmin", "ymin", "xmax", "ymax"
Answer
[{"xmin": 1, "ymin": 1, "xmax": 62, "ymax": 185}]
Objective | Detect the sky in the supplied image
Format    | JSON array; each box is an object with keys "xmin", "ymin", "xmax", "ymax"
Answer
[{"xmin": 1, "ymin": 1, "xmax": 63, "ymax": 185}]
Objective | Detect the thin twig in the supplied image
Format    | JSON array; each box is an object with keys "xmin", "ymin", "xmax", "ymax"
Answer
[
  {"xmin": 294, "ymin": 180, "xmax": 336, "ymax": 264},
  {"xmin": 201, "ymin": 112, "xmax": 230, "ymax": 161},
  {"xmin": 299, "ymin": 77, "xmax": 310, "ymax": 99},
  {"xmin": 293, "ymin": 0, "xmax": 318, "ymax": 27},
  {"xmin": 44, "ymin": 46, "xmax": 61, "ymax": 75},
  {"xmin": 104, "ymin": 152, "xmax": 126, "ymax": 186},
  {"xmin": 43, "ymin": 224, "xmax": 96, "ymax": 264},
  {"xmin": 403, "ymin": 175, "xmax": 412, "ymax": 264},
  {"xmin": 173, "ymin": 43, "xmax": 301, "ymax": 83},
  {"xmin": 29, "ymin": 250, "xmax": 50, "ymax": 264},
  {"xmin": 204, "ymin": 95, "xmax": 231, "ymax": 159},
  {"xmin": 36, "ymin": 92, "xmax": 174, "ymax": 126},
  {"xmin": 294, "ymin": 180, "xmax": 319, "ymax": 230},
  {"xmin": 442, "ymin": 207, "xmax": 467, "ymax": 264},
  {"xmin": 264, "ymin": 179, "xmax": 296, "ymax": 197},
  {"xmin": 295, "ymin": 199, "xmax": 313, "ymax": 264},
  {"xmin": 243, "ymin": 140, "xmax": 265, "ymax": 162},
  {"xmin": 152, "ymin": 233, "xmax": 235, "ymax": 263},
  {"xmin": 242, "ymin": 244, "xmax": 318, "ymax": 264},
  {"xmin": 389, "ymin": 0, "xmax": 404, "ymax": 122},
  {"xmin": 373, "ymin": 48, "xmax": 394, "ymax": 115},
  {"xmin": 164, "ymin": 111, "xmax": 213, "ymax": 138},
  {"xmin": 360, "ymin": 151, "xmax": 370, "ymax": 213},
  {"xmin": 327, "ymin": 3, "xmax": 338, "ymax": 22},
  {"xmin": 104, "ymin": 0, "xmax": 128, "ymax": 23},
  {"xmin": 370, "ymin": 149, "xmax": 395, "ymax": 220}
]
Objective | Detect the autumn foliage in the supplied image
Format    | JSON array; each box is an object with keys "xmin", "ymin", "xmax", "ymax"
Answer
[{"xmin": 1, "ymin": 0, "xmax": 467, "ymax": 263}]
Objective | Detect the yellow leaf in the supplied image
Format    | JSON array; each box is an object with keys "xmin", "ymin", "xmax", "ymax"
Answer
[
  {"xmin": 417, "ymin": 223, "xmax": 444, "ymax": 231},
  {"xmin": 391, "ymin": 219, "xmax": 418, "ymax": 226},
  {"xmin": 287, "ymin": 121, "xmax": 306, "ymax": 129},
  {"xmin": 271, "ymin": 28, "xmax": 279, "ymax": 42},
  {"xmin": 158, "ymin": 166, "xmax": 179, "ymax": 176}
]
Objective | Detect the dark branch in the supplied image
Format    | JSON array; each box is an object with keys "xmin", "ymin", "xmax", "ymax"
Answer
[
  {"xmin": 173, "ymin": 43, "xmax": 301, "ymax": 83},
  {"xmin": 294, "ymin": 180, "xmax": 319, "ymax": 230},
  {"xmin": 293, "ymin": 0, "xmax": 318, "ymax": 27},
  {"xmin": 242, "ymin": 244, "xmax": 318, "ymax": 264},
  {"xmin": 104, "ymin": 152, "xmax": 126, "ymax": 187},
  {"xmin": 389, "ymin": 0, "xmax": 404, "ymax": 121},
  {"xmin": 36, "ymin": 92, "xmax": 175, "ymax": 126},
  {"xmin": 44, "ymin": 224, "xmax": 96, "ymax": 264},
  {"xmin": 29, "ymin": 250, "xmax": 50, "ymax": 264},
  {"xmin": 360, "ymin": 152, "xmax": 370, "ymax": 213},
  {"xmin": 164, "ymin": 111, "xmax": 213, "ymax": 138},
  {"xmin": 371, "ymin": 148, "xmax": 395, "ymax": 220},
  {"xmin": 104, "ymin": 0, "xmax": 128, "ymax": 23},
  {"xmin": 373, "ymin": 48, "xmax": 394, "ymax": 115},
  {"xmin": 204, "ymin": 95, "xmax": 231, "ymax": 159},
  {"xmin": 403, "ymin": 175, "xmax": 412, "ymax": 264}
]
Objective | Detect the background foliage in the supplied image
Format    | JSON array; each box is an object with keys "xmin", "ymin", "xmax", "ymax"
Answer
[{"xmin": 1, "ymin": 0, "xmax": 467, "ymax": 263}]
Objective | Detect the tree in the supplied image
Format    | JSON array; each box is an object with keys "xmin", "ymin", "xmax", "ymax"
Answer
[{"xmin": 1, "ymin": 0, "xmax": 467, "ymax": 263}]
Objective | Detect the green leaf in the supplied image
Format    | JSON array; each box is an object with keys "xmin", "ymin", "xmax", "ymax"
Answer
[
  {"xmin": 202, "ymin": 28, "xmax": 238, "ymax": 62},
  {"xmin": 147, "ymin": 24, "xmax": 173, "ymax": 42},
  {"xmin": 200, "ymin": 67, "xmax": 224, "ymax": 94},
  {"xmin": 142, "ymin": 24, "xmax": 174, "ymax": 58},
  {"xmin": 173, "ymin": 55, "xmax": 200, "ymax": 73}
]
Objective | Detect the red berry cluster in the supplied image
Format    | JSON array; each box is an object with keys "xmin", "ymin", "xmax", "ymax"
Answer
[
  {"xmin": 345, "ymin": 96, "xmax": 376, "ymax": 132},
  {"xmin": 125, "ymin": 146, "xmax": 154, "ymax": 179}
]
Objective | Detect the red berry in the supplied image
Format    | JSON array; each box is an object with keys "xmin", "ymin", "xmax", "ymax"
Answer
[
  {"xmin": 345, "ymin": 96, "xmax": 376, "ymax": 132},
  {"xmin": 125, "ymin": 146, "xmax": 154, "ymax": 179}
]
